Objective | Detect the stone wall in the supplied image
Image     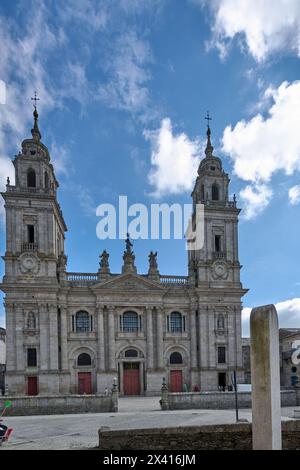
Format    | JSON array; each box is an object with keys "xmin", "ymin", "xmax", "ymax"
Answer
[
  {"xmin": 0, "ymin": 393, "xmax": 118, "ymax": 416},
  {"xmin": 161, "ymin": 390, "xmax": 296, "ymax": 410},
  {"xmin": 98, "ymin": 421, "xmax": 300, "ymax": 450}
]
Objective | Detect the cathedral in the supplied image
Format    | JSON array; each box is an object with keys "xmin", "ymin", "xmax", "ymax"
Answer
[{"xmin": 0, "ymin": 105, "xmax": 247, "ymax": 396}]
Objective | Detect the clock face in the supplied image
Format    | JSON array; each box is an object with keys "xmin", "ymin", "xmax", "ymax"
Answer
[
  {"xmin": 211, "ymin": 260, "xmax": 229, "ymax": 280},
  {"xmin": 18, "ymin": 253, "xmax": 40, "ymax": 275}
]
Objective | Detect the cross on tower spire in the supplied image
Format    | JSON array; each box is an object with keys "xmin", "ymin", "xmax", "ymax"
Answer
[
  {"xmin": 31, "ymin": 91, "xmax": 40, "ymax": 111},
  {"xmin": 30, "ymin": 91, "xmax": 41, "ymax": 142},
  {"xmin": 204, "ymin": 110, "xmax": 213, "ymax": 157},
  {"xmin": 205, "ymin": 110, "xmax": 212, "ymax": 129}
]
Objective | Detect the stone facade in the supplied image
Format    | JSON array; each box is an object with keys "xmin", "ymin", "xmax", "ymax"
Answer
[
  {"xmin": 279, "ymin": 328, "xmax": 300, "ymax": 388},
  {"xmin": 241, "ymin": 329, "xmax": 300, "ymax": 389},
  {"xmin": 242, "ymin": 337, "xmax": 251, "ymax": 383},
  {"xmin": 0, "ymin": 327, "xmax": 5, "ymax": 394},
  {"xmin": 0, "ymin": 110, "xmax": 247, "ymax": 397}
]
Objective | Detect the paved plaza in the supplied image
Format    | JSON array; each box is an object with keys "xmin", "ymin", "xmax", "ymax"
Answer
[{"xmin": 2, "ymin": 397, "xmax": 298, "ymax": 450}]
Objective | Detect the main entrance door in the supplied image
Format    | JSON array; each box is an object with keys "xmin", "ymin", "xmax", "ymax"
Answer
[
  {"xmin": 78, "ymin": 372, "xmax": 92, "ymax": 394},
  {"xmin": 123, "ymin": 363, "xmax": 140, "ymax": 395},
  {"xmin": 170, "ymin": 370, "xmax": 183, "ymax": 392},
  {"xmin": 27, "ymin": 376, "xmax": 38, "ymax": 396}
]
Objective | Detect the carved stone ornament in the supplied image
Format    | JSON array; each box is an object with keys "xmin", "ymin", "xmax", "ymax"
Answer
[
  {"xmin": 211, "ymin": 260, "xmax": 228, "ymax": 280},
  {"xmin": 18, "ymin": 252, "xmax": 40, "ymax": 275}
]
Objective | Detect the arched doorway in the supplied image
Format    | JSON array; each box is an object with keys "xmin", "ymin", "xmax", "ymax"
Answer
[
  {"xmin": 77, "ymin": 352, "xmax": 92, "ymax": 394},
  {"xmin": 118, "ymin": 348, "xmax": 144, "ymax": 396},
  {"xmin": 169, "ymin": 351, "xmax": 183, "ymax": 392}
]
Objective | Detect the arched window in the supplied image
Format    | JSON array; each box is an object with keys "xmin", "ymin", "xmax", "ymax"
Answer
[
  {"xmin": 170, "ymin": 352, "xmax": 183, "ymax": 364},
  {"xmin": 124, "ymin": 349, "xmax": 138, "ymax": 358},
  {"xmin": 27, "ymin": 168, "xmax": 36, "ymax": 188},
  {"xmin": 122, "ymin": 311, "xmax": 139, "ymax": 332},
  {"xmin": 44, "ymin": 171, "xmax": 49, "ymax": 188},
  {"xmin": 77, "ymin": 353, "xmax": 91, "ymax": 366},
  {"xmin": 212, "ymin": 183, "xmax": 219, "ymax": 201},
  {"xmin": 27, "ymin": 312, "xmax": 36, "ymax": 329},
  {"xmin": 75, "ymin": 311, "xmax": 90, "ymax": 332},
  {"xmin": 170, "ymin": 312, "xmax": 183, "ymax": 333}
]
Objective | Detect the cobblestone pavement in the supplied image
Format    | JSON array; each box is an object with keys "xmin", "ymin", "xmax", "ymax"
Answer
[{"xmin": 1, "ymin": 397, "xmax": 298, "ymax": 450}]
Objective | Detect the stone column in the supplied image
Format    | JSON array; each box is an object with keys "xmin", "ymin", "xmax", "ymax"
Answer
[
  {"xmin": 39, "ymin": 303, "xmax": 49, "ymax": 370},
  {"xmin": 190, "ymin": 305, "xmax": 197, "ymax": 368},
  {"xmin": 139, "ymin": 362, "xmax": 144, "ymax": 395},
  {"xmin": 156, "ymin": 307, "xmax": 164, "ymax": 369},
  {"xmin": 5, "ymin": 303, "xmax": 16, "ymax": 371},
  {"xmin": 49, "ymin": 304, "xmax": 59, "ymax": 370},
  {"xmin": 198, "ymin": 307, "xmax": 208, "ymax": 368},
  {"xmin": 15, "ymin": 304, "xmax": 24, "ymax": 371},
  {"xmin": 208, "ymin": 309, "xmax": 216, "ymax": 368},
  {"xmin": 146, "ymin": 306, "xmax": 154, "ymax": 369},
  {"xmin": 233, "ymin": 220, "xmax": 238, "ymax": 262},
  {"xmin": 60, "ymin": 306, "xmax": 68, "ymax": 371},
  {"xmin": 227, "ymin": 309, "xmax": 235, "ymax": 367},
  {"xmin": 119, "ymin": 362, "xmax": 124, "ymax": 395},
  {"xmin": 108, "ymin": 305, "xmax": 116, "ymax": 371},
  {"xmin": 250, "ymin": 304, "xmax": 282, "ymax": 450},
  {"xmin": 97, "ymin": 305, "xmax": 105, "ymax": 371}
]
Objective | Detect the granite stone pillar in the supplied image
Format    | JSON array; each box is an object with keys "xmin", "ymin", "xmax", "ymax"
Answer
[{"xmin": 250, "ymin": 304, "xmax": 282, "ymax": 450}]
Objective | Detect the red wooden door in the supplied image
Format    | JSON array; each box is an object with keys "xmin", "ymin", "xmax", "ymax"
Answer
[
  {"xmin": 27, "ymin": 376, "xmax": 38, "ymax": 396},
  {"xmin": 170, "ymin": 370, "xmax": 183, "ymax": 392},
  {"xmin": 123, "ymin": 363, "xmax": 140, "ymax": 395},
  {"xmin": 78, "ymin": 372, "xmax": 92, "ymax": 394}
]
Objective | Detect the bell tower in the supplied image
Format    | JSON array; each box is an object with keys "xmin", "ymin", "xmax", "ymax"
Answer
[
  {"xmin": 1, "ymin": 98, "xmax": 68, "ymax": 395},
  {"xmin": 2, "ymin": 98, "xmax": 67, "ymax": 283},
  {"xmin": 188, "ymin": 116, "xmax": 242, "ymax": 289}
]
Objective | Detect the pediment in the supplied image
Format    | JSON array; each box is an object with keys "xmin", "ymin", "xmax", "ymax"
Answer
[{"xmin": 91, "ymin": 273, "xmax": 164, "ymax": 292}]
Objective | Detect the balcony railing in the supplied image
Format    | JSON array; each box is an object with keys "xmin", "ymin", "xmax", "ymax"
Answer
[
  {"xmin": 160, "ymin": 275, "xmax": 188, "ymax": 285},
  {"xmin": 67, "ymin": 273, "xmax": 98, "ymax": 282},
  {"xmin": 65, "ymin": 272, "xmax": 189, "ymax": 286},
  {"xmin": 6, "ymin": 185, "xmax": 55, "ymax": 196},
  {"xmin": 213, "ymin": 251, "xmax": 226, "ymax": 260},
  {"xmin": 22, "ymin": 242, "xmax": 38, "ymax": 251}
]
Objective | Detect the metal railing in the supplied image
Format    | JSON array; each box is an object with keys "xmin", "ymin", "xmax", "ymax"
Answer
[{"xmin": 22, "ymin": 242, "xmax": 38, "ymax": 251}]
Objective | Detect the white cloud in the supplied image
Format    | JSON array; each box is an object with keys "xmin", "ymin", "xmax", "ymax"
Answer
[
  {"xmin": 240, "ymin": 184, "xmax": 273, "ymax": 220},
  {"xmin": 144, "ymin": 118, "xmax": 201, "ymax": 196},
  {"xmin": 58, "ymin": 0, "xmax": 107, "ymax": 31},
  {"xmin": 221, "ymin": 80, "xmax": 300, "ymax": 218},
  {"xmin": 242, "ymin": 298, "xmax": 300, "ymax": 336},
  {"xmin": 0, "ymin": 3, "xmax": 94, "ymax": 222},
  {"xmin": 222, "ymin": 81, "xmax": 300, "ymax": 183},
  {"xmin": 50, "ymin": 143, "xmax": 72, "ymax": 177},
  {"xmin": 98, "ymin": 31, "xmax": 154, "ymax": 121},
  {"xmin": 289, "ymin": 185, "xmax": 300, "ymax": 205},
  {"xmin": 201, "ymin": 0, "xmax": 300, "ymax": 62}
]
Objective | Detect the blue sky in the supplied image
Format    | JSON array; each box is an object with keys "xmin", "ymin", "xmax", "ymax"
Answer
[{"xmin": 0, "ymin": 0, "xmax": 300, "ymax": 335}]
